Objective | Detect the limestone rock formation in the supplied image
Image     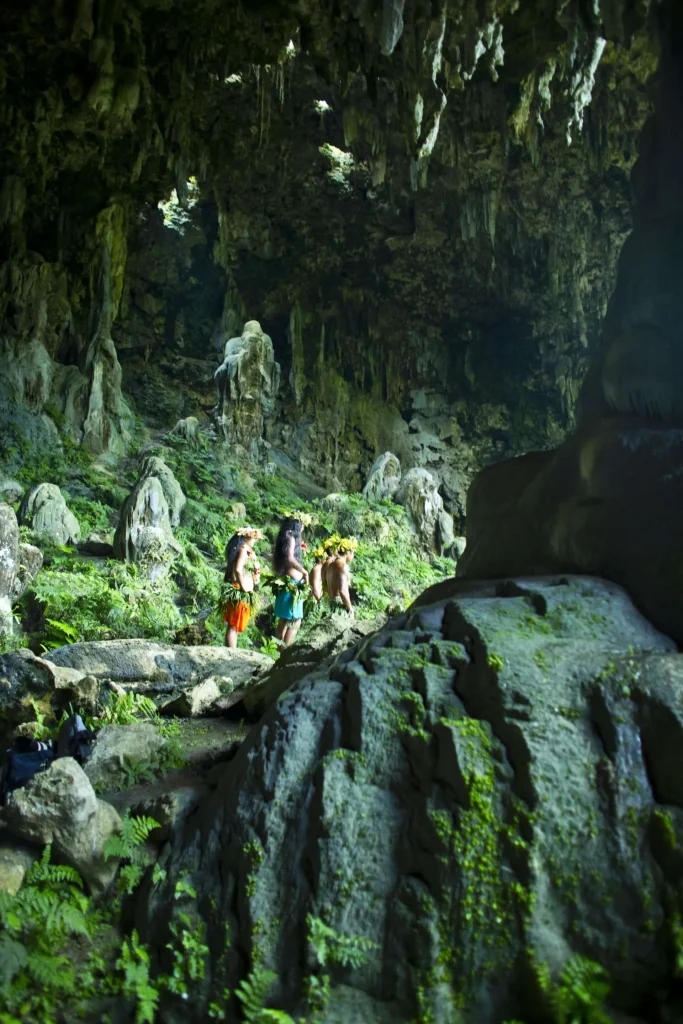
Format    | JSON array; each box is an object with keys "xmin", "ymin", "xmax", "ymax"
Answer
[
  {"xmin": 4, "ymin": 758, "xmax": 121, "ymax": 894},
  {"xmin": 45, "ymin": 639, "xmax": 270, "ymax": 693},
  {"xmin": 460, "ymin": 5, "xmax": 683, "ymax": 646},
  {"xmin": 0, "ymin": 481, "xmax": 23, "ymax": 505},
  {"xmin": 18, "ymin": 483, "xmax": 80, "ymax": 546},
  {"xmin": 113, "ymin": 474, "xmax": 181, "ymax": 580},
  {"xmin": 137, "ymin": 455, "xmax": 186, "ymax": 529},
  {"xmin": 0, "ymin": 504, "xmax": 42, "ymax": 636},
  {"xmin": 0, "ymin": 834, "xmax": 39, "ymax": 895},
  {"xmin": 395, "ymin": 468, "xmax": 453, "ymax": 553},
  {"xmin": 144, "ymin": 576, "xmax": 679, "ymax": 1022},
  {"xmin": 243, "ymin": 614, "xmax": 388, "ymax": 718},
  {"xmin": 170, "ymin": 416, "xmax": 200, "ymax": 441},
  {"xmin": 214, "ymin": 320, "xmax": 280, "ymax": 452},
  {"xmin": 459, "ymin": 416, "xmax": 683, "ymax": 646},
  {"xmin": 84, "ymin": 724, "xmax": 167, "ymax": 791},
  {"xmin": 159, "ymin": 678, "xmax": 222, "ymax": 718},
  {"xmin": 0, "ymin": 648, "xmax": 99, "ymax": 735},
  {"xmin": 362, "ymin": 452, "xmax": 402, "ymax": 501}
]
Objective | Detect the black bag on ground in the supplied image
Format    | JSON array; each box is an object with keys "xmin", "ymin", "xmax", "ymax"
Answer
[
  {"xmin": 0, "ymin": 741, "xmax": 54, "ymax": 805},
  {"xmin": 56, "ymin": 713, "xmax": 96, "ymax": 764}
]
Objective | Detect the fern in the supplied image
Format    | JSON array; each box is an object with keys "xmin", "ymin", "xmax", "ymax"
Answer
[
  {"xmin": 103, "ymin": 812, "xmax": 160, "ymax": 895},
  {"xmin": 235, "ymin": 966, "xmax": 296, "ymax": 1024},
  {"xmin": 116, "ymin": 930, "xmax": 159, "ymax": 1024},
  {"xmin": 307, "ymin": 915, "xmax": 377, "ymax": 969}
]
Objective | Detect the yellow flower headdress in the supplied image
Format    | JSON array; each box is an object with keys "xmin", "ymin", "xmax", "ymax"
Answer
[
  {"xmin": 323, "ymin": 533, "xmax": 342, "ymax": 553},
  {"xmin": 286, "ymin": 510, "xmax": 314, "ymax": 527},
  {"xmin": 338, "ymin": 536, "xmax": 358, "ymax": 553},
  {"xmin": 312, "ymin": 545, "xmax": 326, "ymax": 560},
  {"xmin": 236, "ymin": 526, "xmax": 263, "ymax": 539}
]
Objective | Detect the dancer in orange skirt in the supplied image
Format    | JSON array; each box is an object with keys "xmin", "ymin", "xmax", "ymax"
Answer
[{"xmin": 223, "ymin": 527, "xmax": 262, "ymax": 648}]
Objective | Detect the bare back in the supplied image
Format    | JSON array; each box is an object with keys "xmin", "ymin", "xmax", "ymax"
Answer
[{"xmin": 326, "ymin": 556, "xmax": 349, "ymax": 600}]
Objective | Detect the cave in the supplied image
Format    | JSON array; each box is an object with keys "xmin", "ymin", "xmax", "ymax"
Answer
[{"xmin": 1, "ymin": 1, "xmax": 683, "ymax": 1022}]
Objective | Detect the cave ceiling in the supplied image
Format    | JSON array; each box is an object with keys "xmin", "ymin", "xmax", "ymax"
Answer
[{"xmin": 0, "ymin": 0, "xmax": 660, "ymax": 493}]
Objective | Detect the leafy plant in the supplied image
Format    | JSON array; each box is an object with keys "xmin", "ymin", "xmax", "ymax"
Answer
[
  {"xmin": 162, "ymin": 912, "xmax": 208, "ymax": 998},
  {"xmin": 103, "ymin": 813, "xmax": 160, "ymax": 895},
  {"xmin": 98, "ymin": 691, "xmax": 159, "ymax": 726},
  {"xmin": 537, "ymin": 955, "xmax": 612, "ymax": 1024},
  {"xmin": 307, "ymin": 915, "xmax": 377, "ymax": 970},
  {"xmin": 235, "ymin": 965, "xmax": 296, "ymax": 1023},
  {"xmin": 0, "ymin": 848, "xmax": 91, "ymax": 1020},
  {"xmin": 116, "ymin": 930, "xmax": 160, "ymax": 1024}
]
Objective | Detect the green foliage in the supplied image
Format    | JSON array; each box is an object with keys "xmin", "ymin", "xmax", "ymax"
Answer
[
  {"xmin": 235, "ymin": 965, "xmax": 296, "ymax": 1023},
  {"xmin": 537, "ymin": 955, "xmax": 612, "ymax": 1024},
  {"xmin": 98, "ymin": 691, "xmax": 159, "ymax": 726},
  {"xmin": 162, "ymin": 912, "xmax": 208, "ymax": 998},
  {"xmin": 64, "ymin": 496, "xmax": 116, "ymax": 536},
  {"xmin": 486, "ymin": 652, "xmax": 504, "ymax": 672},
  {"xmin": 103, "ymin": 812, "xmax": 160, "ymax": 895},
  {"xmin": 0, "ymin": 848, "xmax": 91, "ymax": 1020},
  {"xmin": 20, "ymin": 555, "xmax": 184, "ymax": 647},
  {"xmin": 307, "ymin": 915, "xmax": 377, "ymax": 970},
  {"xmin": 116, "ymin": 930, "xmax": 160, "ymax": 1024}
]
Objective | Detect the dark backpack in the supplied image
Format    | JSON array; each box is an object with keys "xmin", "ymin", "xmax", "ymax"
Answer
[
  {"xmin": 56, "ymin": 713, "xmax": 96, "ymax": 765},
  {"xmin": 0, "ymin": 741, "xmax": 54, "ymax": 805}
]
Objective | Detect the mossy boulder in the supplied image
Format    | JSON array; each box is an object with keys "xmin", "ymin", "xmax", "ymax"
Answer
[{"xmin": 143, "ymin": 575, "xmax": 680, "ymax": 1022}]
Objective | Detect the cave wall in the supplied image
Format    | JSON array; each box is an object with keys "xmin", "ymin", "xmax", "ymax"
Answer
[{"xmin": 0, "ymin": 0, "xmax": 660, "ymax": 518}]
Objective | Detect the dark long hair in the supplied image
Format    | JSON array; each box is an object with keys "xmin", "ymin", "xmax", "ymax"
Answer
[
  {"xmin": 273, "ymin": 518, "xmax": 302, "ymax": 574},
  {"xmin": 225, "ymin": 534, "xmax": 247, "ymax": 580}
]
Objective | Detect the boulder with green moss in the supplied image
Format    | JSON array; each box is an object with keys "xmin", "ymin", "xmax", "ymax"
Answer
[
  {"xmin": 144, "ymin": 575, "xmax": 683, "ymax": 1022},
  {"xmin": 18, "ymin": 483, "xmax": 80, "ymax": 546}
]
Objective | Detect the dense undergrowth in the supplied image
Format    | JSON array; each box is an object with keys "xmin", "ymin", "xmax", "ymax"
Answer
[{"xmin": 2, "ymin": 426, "xmax": 456, "ymax": 656}]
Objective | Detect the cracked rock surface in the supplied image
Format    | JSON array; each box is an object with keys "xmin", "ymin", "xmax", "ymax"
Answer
[{"xmin": 143, "ymin": 574, "xmax": 681, "ymax": 1022}]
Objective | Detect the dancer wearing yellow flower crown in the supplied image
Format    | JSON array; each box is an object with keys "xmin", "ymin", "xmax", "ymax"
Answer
[
  {"xmin": 309, "ymin": 544, "xmax": 326, "ymax": 602},
  {"xmin": 326, "ymin": 536, "xmax": 357, "ymax": 619},
  {"xmin": 320, "ymin": 534, "xmax": 342, "ymax": 597},
  {"xmin": 222, "ymin": 527, "xmax": 262, "ymax": 648}
]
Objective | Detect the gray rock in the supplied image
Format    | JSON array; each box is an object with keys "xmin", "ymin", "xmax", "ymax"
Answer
[
  {"xmin": 395, "ymin": 467, "xmax": 445, "ymax": 551},
  {"xmin": 128, "ymin": 784, "xmax": 207, "ymax": 843},
  {"xmin": 242, "ymin": 614, "xmax": 388, "ymax": 717},
  {"xmin": 18, "ymin": 483, "xmax": 80, "ymax": 545},
  {"xmin": 84, "ymin": 723, "xmax": 167, "ymax": 790},
  {"xmin": 450, "ymin": 535, "xmax": 466, "ymax": 559},
  {"xmin": 0, "ymin": 834, "xmax": 40, "ymax": 894},
  {"xmin": 143, "ymin": 576, "xmax": 677, "ymax": 1022},
  {"xmin": 138, "ymin": 456, "xmax": 186, "ymax": 528},
  {"xmin": 4, "ymin": 758, "xmax": 121, "ymax": 894},
  {"xmin": 436, "ymin": 508, "xmax": 455, "ymax": 555},
  {"xmin": 159, "ymin": 678, "xmax": 222, "ymax": 718},
  {"xmin": 0, "ymin": 648, "xmax": 98, "ymax": 735},
  {"xmin": 214, "ymin": 320, "xmax": 280, "ymax": 451},
  {"xmin": 78, "ymin": 535, "xmax": 114, "ymax": 557},
  {"xmin": 0, "ymin": 503, "xmax": 43, "ymax": 635},
  {"xmin": 0, "ymin": 480, "xmax": 23, "ymax": 505},
  {"xmin": 362, "ymin": 452, "xmax": 402, "ymax": 501},
  {"xmin": 170, "ymin": 416, "xmax": 200, "ymax": 442},
  {"xmin": 46, "ymin": 640, "xmax": 270, "ymax": 695},
  {"xmin": 113, "ymin": 475, "xmax": 181, "ymax": 580}
]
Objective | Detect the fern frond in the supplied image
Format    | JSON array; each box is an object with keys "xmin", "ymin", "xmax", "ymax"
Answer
[
  {"xmin": 26, "ymin": 951, "xmax": 74, "ymax": 990},
  {"xmin": 236, "ymin": 966, "xmax": 278, "ymax": 1021}
]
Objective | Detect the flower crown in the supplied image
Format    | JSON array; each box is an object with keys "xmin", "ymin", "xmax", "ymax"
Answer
[
  {"xmin": 312, "ymin": 545, "xmax": 327, "ymax": 560},
  {"xmin": 236, "ymin": 526, "xmax": 263, "ymax": 539},
  {"xmin": 286, "ymin": 510, "xmax": 314, "ymax": 527},
  {"xmin": 338, "ymin": 536, "xmax": 358, "ymax": 553},
  {"xmin": 323, "ymin": 533, "xmax": 342, "ymax": 552}
]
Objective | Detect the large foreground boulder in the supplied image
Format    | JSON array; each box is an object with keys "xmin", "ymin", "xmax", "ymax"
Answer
[
  {"xmin": 18, "ymin": 483, "xmax": 80, "ymax": 545},
  {"xmin": 458, "ymin": 415, "xmax": 683, "ymax": 645},
  {"xmin": 142, "ymin": 576, "xmax": 680, "ymax": 1022},
  {"xmin": 3, "ymin": 758, "xmax": 121, "ymax": 894},
  {"xmin": 0, "ymin": 503, "xmax": 42, "ymax": 636},
  {"xmin": 45, "ymin": 639, "xmax": 270, "ymax": 693}
]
